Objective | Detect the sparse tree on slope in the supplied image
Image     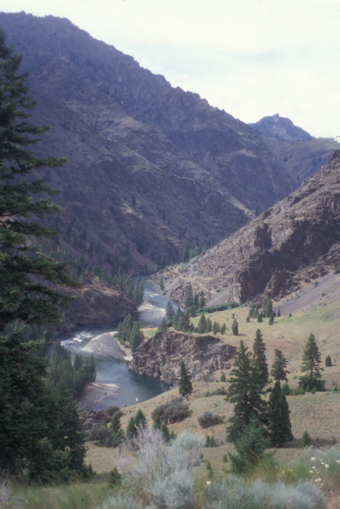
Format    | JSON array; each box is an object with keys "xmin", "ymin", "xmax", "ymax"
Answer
[
  {"xmin": 271, "ymin": 349, "xmax": 289, "ymax": 382},
  {"xmin": 178, "ymin": 360, "xmax": 192, "ymax": 400},
  {"xmin": 269, "ymin": 381, "xmax": 293, "ymax": 447},
  {"xmin": 252, "ymin": 329, "xmax": 269, "ymax": 390},
  {"xmin": 299, "ymin": 333, "xmax": 325, "ymax": 391},
  {"xmin": 225, "ymin": 340, "xmax": 267, "ymax": 442}
]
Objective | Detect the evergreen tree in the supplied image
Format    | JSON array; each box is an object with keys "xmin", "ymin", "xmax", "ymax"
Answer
[
  {"xmin": 158, "ymin": 317, "xmax": 167, "ymax": 332},
  {"xmin": 0, "ymin": 30, "xmax": 78, "ymax": 332},
  {"xmin": 220, "ymin": 370, "xmax": 226, "ymax": 382},
  {"xmin": 206, "ymin": 317, "xmax": 212, "ymax": 332},
  {"xmin": 134, "ymin": 409, "xmax": 147, "ymax": 429},
  {"xmin": 220, "ymin": 323, "xmax": 226, "ymax": 335},
  {"xmin": 225, "ymin": 340, "xmax": 267, "ymax": 442},
  {"xmin": 271, "ymin": 349, "xmax": 289, "ymax": 382},
  {"xmin": 178, "ymin": 360, "xmax": 193, "ymax": 400},
  {"xmin": 252, "ymin": 329, "xmax": 269, "ymax": 390},
  {"xmin": 198, "ymin": 295, "xmax": 205, "ymax": 309},
  {"xmin": 231, "ymin": 319, "xmax": 238, "ymax": 335},
  {"xmin": 257, "ymin": 313, "xmax": 263, "ymax": 323},
  {"xmin": 301, "ymin": 430, "xmax": 311, "ymax": 448},
  {"xmin": 263, "ymin": 295, "xmax": 273, "ymax": 318},
  {"xmin": 153, "ymin": 414, "xmax": 162, "ymax": 430},
  {"xmin": 172, "ymin": 307, "xmax": 183, "ymax": 330},
  {"xmin": 111, "ymin": 413, "xmax": 123, "ymax": 437},
  {"xmin": 228, "ymin": 416, "xmax": 269, "ymax": 474},
  {"xmin": 184, "ymin": 284, "xmax": 193, "ymax": 309},
  {"xmin": 268, "ymin": 313, "xmax": 275, "ymax": 325},
  {"xmin": 89, "ymin": 354, "xmax": 96, "ymax": 382},
  {"xmin": 299, "ymin": 333, "xmax": 324, "ymax": 391},
  {"xmin": 129, "ymin": 322, "xmax": 144, "ymax": 352},
  {"xmin": 268, "ymin": 381, "xmax": 293, "ymax": 447},
  {"xmin": 325, "ymin": 355, "xmax": 332, "ymax": 367},
  {"xmin": 212, "ymin": 321, "xmax": 220, "ymax": 334},
  {"xmin": 166, "ymin": 301, "xmax": 175, "ymax": 320},
  {"xmin": 198, "ymin": 313, "xmax": 207, "ymax": 334},
  {"xmin": 246, "ymin": 316, "xmax": 250, "ymax": 323},
  {"xmin": 126, "ymin": 417, "xmax": 138, "ymax": 438}
]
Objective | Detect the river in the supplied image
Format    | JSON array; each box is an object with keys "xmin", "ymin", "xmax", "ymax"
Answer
[{"xmin": 58, "ymin": 277, "xmax": 177, "ymax": 410}]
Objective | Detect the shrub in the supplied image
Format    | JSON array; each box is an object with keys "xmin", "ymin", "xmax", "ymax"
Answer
[
  {"xmin": 205, "ymin": 387, "xmax": 227, "ymax": 396},
  {"xmin": 281, "ymin": 383, "xmax": 290, "ymax": 396},
  {"xmin": 203, "ymin": 477, "xmax": 326, "ymax": 509},
  {"xmin": 206, "ymin": 435, "xmax": 217, "ymax": 447},
  {"xmin": 294, "ymin": 387, "xmax": 305, "ymax": 396},
  {"xmin": 98, "ymin": 495, "xmax": 153, "ymax": 509},
  {"xmin": 86, "ymin": 424, "xmax": 122, "ymax": 447},
  {"xmin": 325, "ymin": 355, "xmax": 332, "ymax": 367},
  {"xmin": 151, "ymin": 398, "xmax": 192, "ymax": 423},
  {"xmin": 198, "ymin": 411, "xmax": 223, "ymax": 428},
  {"xmin": 125, "ymin": 427, "xmax": 204, "ymax": 509},
  {"xmin": 106, "ymin": 405, "xmax": 121, "ymax": 416},
  {"xmin": 220, "ymin": 370, "xmax": 226, "ymax": 382}
]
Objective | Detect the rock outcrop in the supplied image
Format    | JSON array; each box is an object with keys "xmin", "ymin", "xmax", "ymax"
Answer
[
  {"xmin": 60, "ymin": 280, "xmax": 135, "ymax": 332},
  {"xmin": 129, "ymin": 331, "xmax": 236, "ymax": 384},
  {"xmin": 159, "ymin": 151, "xmax": 340, "ymax": 305},
  {"xmin": 82, "ymin": 332, "xmax": 126, "ymax": 359},
  {"xmin": 249, "ymin": 113, "xmax": 313, "ymax": 141}
]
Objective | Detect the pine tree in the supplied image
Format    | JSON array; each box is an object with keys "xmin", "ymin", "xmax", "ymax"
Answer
[
  {"xmin": 178, "ymin": 360, "xmax": 193, "ymax": 400},
  {"xmin": 268, "ymin": 381, "xmax": 293, "ymax": 447},
  {"xmin": 232, "ymin": 319, "xmax": 239, "ymax": 335},
  {"xmin": 325, "ymin": 355, "xmax": 332, "ymax": 367},
  {"xmin": 198, "ymin": 313, "xmax": 207, "ymax": 334},
  {"xmin": 158, "ymin": 317, "xmax": 167, "ymax": 332},
  {"xmin": 111, "ymin": 413, "xmax": 123, "ymax": 437},
  {"xmin": 134, "ymin": 409, "xmax": 147, "ymax": 429},
  {"xmin": 299, "ymin": 333, "xmax": 324, "ymax": 391},
  {"xmin": 153, "ymin": 414, "xmax": 162, "ymax": 430},
  {"xmin": 228, "ymin": 416, "xmax": 269, "ymax": 474},
  {"xmin": 206, "ymin": 317, "xmax": 212, "ymax": 332},
  {"xmin": 252, "ymin": 329, "xmax": 269, "ymax": 390},
  {"xmin": 161, "ymin": 423, "xmax": 170, "ymax": 443},
  {"xmin": 225, "ymin": 340, "xmax": 267, "ymax": 442},
  {"xmin": 301, "ymin": 430, "xmax": 311, "ymax": 448},
  {"xmin": 166, "ymin": 301, "xmax": 175, "ymax": 320},
  {"xmin": 220, "ymin": 370, "xmax": 226, "ymax": 382},
  {"xmin": 220, "ymin": 323, "xmax": 226, "ymax": 334},
  {"xmin": 126, "ymin": 417, "xmax": 138, "ymax": 438},
  {"xmin": 198, "ymin": 295, "xmax": 205, "ymax": 309},
  {"xmin": 0, "ymin": 29, "xmax": 78, "ymax": 332},
  {"xmin": 184, "ymin": 284, "xmax": 193, "ymax": 309},
  {"xmin": 271, "ymin": 349, "xmax": 289, "ymax": 382},
  {"xmin": 268, "ymin": 313, "xmax": 275, "ymax": 325},
  {"xmin": 263, "ymin": 295, "xmax": 273, "ymax": 318}
]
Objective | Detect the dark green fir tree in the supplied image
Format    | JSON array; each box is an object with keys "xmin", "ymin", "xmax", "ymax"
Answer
[
  {"xmin": 271, "ymin": 349, "xmax": 289, "ymax": 382},
  {"xmin": 252, "ymin": 329, "xmax": 269, "ymax": 390},
  {"xmin": 299, "ymin": 333, "xmax": 325, "ymax": 391},
  {"xmin": 268, "ymin": 381, "xmax": 293, "ymax": 447},
  {"xmin": 225, "ymin": 340, "xmax": 267, "ymax": 442},
  {"xmin": 232, "ymin": 319, "xmax": 239, "ymax": 336},
  {"xmin": 178, "ymin": 360, "xmax": 193, "ymax": 400}
]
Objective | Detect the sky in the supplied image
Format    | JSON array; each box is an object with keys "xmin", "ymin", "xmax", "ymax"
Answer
[{"xmin": 0, "ymin": 0, "xmax": 340, "ymax": 138}]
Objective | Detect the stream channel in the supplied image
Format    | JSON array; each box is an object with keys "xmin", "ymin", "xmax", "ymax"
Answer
[{"xmin": 58, "ymin": 277, "xmax": 178, "ymax": 410}]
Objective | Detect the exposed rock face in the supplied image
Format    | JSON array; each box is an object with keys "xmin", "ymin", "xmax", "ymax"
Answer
[
  {"xmin": 129, "ymin": 331, "xmax": 236, "ymax": 384},
  {"xmin": 60, "ymin": 279, "xmax": 135, "ymax": 332},
  {"xmin": 160, "ymin": 151, "xmax": 340, "ymax": 305},
  {"xmin": 249, "ymin": 114, "xmax": 313, "ymax": 141}
]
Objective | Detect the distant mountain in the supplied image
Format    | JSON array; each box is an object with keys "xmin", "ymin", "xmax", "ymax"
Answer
[
  {"xmin": 249, "ymin": 114, "xmax": 313, "ymax": 141},
  {"xmin": 0, "ymin": 12, "xmax": 297, "ymax": 274},
  {"xmin": 249, "ymin": 114, "xmax": 339, "ymax": 185},
  {"xmin": 160, "ymin": 151, "xmax": 340, "ymax": 306}
]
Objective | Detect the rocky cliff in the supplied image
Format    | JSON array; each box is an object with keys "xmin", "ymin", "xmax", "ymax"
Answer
[
  {"xmin": 159, "ymin": 151, "xmax": 340, "ymax": 305},
  {"xmin": 59, "ymin": 278, "xmax": 135, "ymax": 332},
  {"xmin": 129, "ymin": 331, "xmax": 236, "ymax": 384},
  {"xmin": 249, "ymin": 114, "xmax": 313, "ymax": 141}
]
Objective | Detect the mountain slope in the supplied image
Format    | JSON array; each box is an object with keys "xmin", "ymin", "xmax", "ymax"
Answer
[
  {"xmin": 0, "ymin": 12, "xmax": 297, "ymax": 272},
  {"xmin": 249, "ymin": 114, "xmax": 313, "ymax": 141},
  {"xmin": 159, "ymin": 151, "xmax": 340, "ymax": 305}
]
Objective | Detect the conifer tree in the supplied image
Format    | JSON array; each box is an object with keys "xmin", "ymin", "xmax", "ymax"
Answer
[
  {"xmin": 184, "ymin": 284, "xmax": 193, "ymax": 309},
  {"xmin": 252, "ymin": 329, "xmax": 269, "ymax": 389},
  {"xmin": 225, "ymin": 340, "xmax": 267, "ymax": 442},
  {"xmin": 232, "ymin": 319, "xmax": 238, "ymax": 335},
  {"xmin": 198, "ymin": 295, "xmax": 205, "ymax": 309},
  {"xmin": 161, "ymin": 423, "xmax": 170, "ymax": 443},
  {"xmin": 268, "ymin": 313, "xmax": 275, "ymax": 325},
  {"xmin": 178, "ymin": 360, "xmax": 193, "ymax": 400},
  {"xmin": 158, "ymin": 317, "xmax": 167, "ymax": 332},
  {"xmin": 299, "ymin": 333, "xmax": 324, "ymax": 391},
  {"xmin": 0, "ymin": 29, "xmax": 78, "ymax": 332},
  {"xmin": 126, "ymin": 417, "xmax": 138, "ymax": 438},
  {"xmin": 111, "ymin": 413, "xmax": 123, "ymax": 437},
  {"xmin": 206, "ymin": 317, "xmax": 212, "ymax": 332},
  {"xmin": 220, "ymin": 323, "xmax": 226, "ymax": 334},
  {"xmin": 325, "ymin": 355, "xmax": 332, "ymax": 367},
  {"xmin": 153, "ymin": 414, "xmax": 162, "ymax": 430},
  {"xmin": 198, "ymin": 313, "xmax": 207, "ymax": 334},
  {"xmin": 134, "ymin": 409, "xmax": 147, "ymax": 429},
  {"xmin": 166, "ymin": 301, "xmax": 175, "ymax": 320},
  {"xmin": 263, "ymin": 295, "xmax": 273, "ymax": 318},
  {"xmin": 271, "ymin": 349, "xmax": 289, "ymax": 382},
  {"xmin": 268, "ymin": 381, "xmax": 293, "ymax": 447},
  {"xmin": 301, "ymin": 430, "xmax": 311, "ymax": 448}
]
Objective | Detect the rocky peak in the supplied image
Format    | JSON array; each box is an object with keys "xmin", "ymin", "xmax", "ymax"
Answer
[{"xmin": 249, "ymin": 114, "xmax": 313, "ymax": 141}]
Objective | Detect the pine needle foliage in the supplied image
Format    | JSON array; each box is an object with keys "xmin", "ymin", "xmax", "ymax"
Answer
[
  {"xmin": 0, "ymin": 28, "xmax": 78, "ymax": 331},
  {"xmin": 299, "ymin": 333, "xmax": 325, "ymax": 391},
  {"xmin": 271, "ymin": 348, "xmax": 289, "ymax": 382},
  {"xmin": 252, "ymin": 329, "xmax": 269, "ymax": 389},
  {"xmin": 269, "ymin": 381, "xmax": 293, "ymax": 447},
  {"xmin": 178, "ymin": 360, "xmax": 193, "ymax": 400}
]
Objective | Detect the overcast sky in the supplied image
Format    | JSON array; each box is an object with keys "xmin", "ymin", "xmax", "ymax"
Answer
[{"xmin": 0, "ymin": 0, "xmax": 340, "ymax": 138}]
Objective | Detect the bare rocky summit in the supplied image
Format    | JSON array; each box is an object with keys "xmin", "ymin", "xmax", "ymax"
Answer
[
  {"xmin": 249, "ymin": 114, "xmax": 313, "ymax": 142},
  {"xmin": 129, "ymin": 331, "xmax": 236, "ymax": 384},
  {"xmin": 160, "ymin": 151, "xmax": 340, "ymax": 305}
]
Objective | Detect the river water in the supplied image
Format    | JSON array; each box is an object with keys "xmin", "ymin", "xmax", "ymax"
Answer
[{"xmin": 58, "ymin": 278, "xmax": 177, "ymax": 410}]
